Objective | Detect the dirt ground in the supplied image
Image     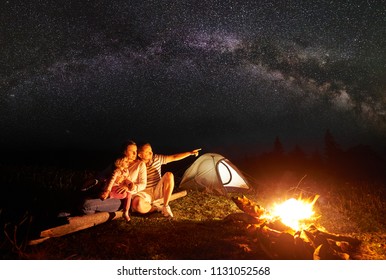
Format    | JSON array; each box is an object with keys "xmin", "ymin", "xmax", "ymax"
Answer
[{"xmin": 14, "ymin": 190, "xmax": 386, "ymax": 260}]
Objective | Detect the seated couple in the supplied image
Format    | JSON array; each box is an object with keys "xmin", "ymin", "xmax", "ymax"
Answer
[{"xmin": 81, "ymin": 140, "xmax": 201, "ymax": 221}]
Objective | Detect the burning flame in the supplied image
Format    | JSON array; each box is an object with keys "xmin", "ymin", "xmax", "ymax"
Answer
[{"xmin": 265, "ymin": 195, "xmax": 319, "ymax": 231}]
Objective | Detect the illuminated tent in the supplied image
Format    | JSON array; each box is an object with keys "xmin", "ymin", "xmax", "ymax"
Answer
[{"xmin": 179, "ymin": 153, "xmax": 251, "ymax": 196}]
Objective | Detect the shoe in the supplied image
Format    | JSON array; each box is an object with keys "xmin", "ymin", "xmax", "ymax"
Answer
[
  {"xmin": 162, "ymin": 205, "xmax": 173, "ymax": 218},
  {"xmin": 57, "ymin": 211, "xmax": 71, "ymax": 218}
]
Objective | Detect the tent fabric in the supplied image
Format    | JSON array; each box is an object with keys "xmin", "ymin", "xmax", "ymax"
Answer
[{"xmin": 179, "ymin": 153, "xmax": 251, "ymax": 196}]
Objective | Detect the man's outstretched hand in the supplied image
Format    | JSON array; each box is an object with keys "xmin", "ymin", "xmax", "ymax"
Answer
[{"xmin": 191, "ymin": 148, "xmax": 202, "ymax": 157}]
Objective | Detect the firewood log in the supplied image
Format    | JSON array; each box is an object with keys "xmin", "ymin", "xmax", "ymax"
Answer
[
  {"xmin": 261, "ymin": 225, "xmax": 283, "ymax": 238},
  {"xmin": 294, "ymin": 231, "xmax": 314, "ymax": 259},
  {"xmin": 305, "ymin": 224, "xmax": 360, "ymax": 246},
  {"xmin": 231, "ymin": 196, "xmax": 265, "ymax": 217},
  {"xmin": 271, "ymin": 232, "xmax": 297, "ymax": 259},
  {"xmin": 266, "ymin": 219, "xmax": 294, "ymax": 233},
  {"xmin": 313, "ymin": 243, "xmax": 349, "ymax": 260}
]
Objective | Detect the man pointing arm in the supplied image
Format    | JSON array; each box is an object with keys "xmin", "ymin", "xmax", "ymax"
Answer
[{"xmin": 131, "ymin": 143, "xmax": 201, "ymax": 218}]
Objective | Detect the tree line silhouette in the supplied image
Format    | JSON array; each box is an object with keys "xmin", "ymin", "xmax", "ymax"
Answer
[{"xmin": 241, "ymin": 129, "xmax": 386, "ymax": 184}]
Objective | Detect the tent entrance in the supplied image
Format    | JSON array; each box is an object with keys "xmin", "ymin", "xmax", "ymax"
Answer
[{"xmin": 217, "ymin": 159, "xmax": 249, "ymax": 190}]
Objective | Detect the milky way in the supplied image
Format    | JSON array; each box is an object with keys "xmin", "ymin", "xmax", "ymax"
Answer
[{"xmin": 1, "ymin": 0, "xmax": 385, "ymax": 155}]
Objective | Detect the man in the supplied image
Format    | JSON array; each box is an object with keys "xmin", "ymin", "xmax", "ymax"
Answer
[
  {"xmin": 131, "ymin": 143, "xmax": 201, "ymax": 218},
  {"xmin": 80, "ymin": 140, "xmax": 147, "ymax": 216}
]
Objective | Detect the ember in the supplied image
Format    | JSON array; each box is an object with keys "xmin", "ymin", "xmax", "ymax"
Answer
[{"xmin": 230, "ymin": 195, "xmax": 361, "ymax": 260}]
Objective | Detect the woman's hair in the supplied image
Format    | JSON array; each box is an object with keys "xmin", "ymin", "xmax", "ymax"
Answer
[{"xmin": 120, "ymin": 139, "xmax": 137, "ymax": 155}]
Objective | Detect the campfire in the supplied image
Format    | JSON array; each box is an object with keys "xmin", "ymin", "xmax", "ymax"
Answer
[
  {"xmin": 230, "ymin": 195, "xmax": 361, "ymax": 260},
  {"xmin": 261, "ymin": 195, "xmax": 319, "ymax": 231}
]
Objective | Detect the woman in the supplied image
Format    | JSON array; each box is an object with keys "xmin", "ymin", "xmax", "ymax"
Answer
[{"xmin": 80, "ymin": 140, "xmax": 146, "ymax": 222}]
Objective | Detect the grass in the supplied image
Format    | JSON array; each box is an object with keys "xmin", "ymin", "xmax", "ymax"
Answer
[
  {"xmin": 7, "ymin": 190, "xmax": 268, "ymax": 260},
  {"xmin": 1, "ymin": 165, "xmax": 385, "ymax": 260}
]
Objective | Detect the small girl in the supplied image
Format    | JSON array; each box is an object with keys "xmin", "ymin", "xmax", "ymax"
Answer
[{"xmin": 100, "ymin": 157, "xmax": 135, "ymax": 221}]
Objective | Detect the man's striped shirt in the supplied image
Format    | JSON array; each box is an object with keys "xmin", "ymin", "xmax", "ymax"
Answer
[{"xmin": 146, "ymin": 154, "xmax": 167, "ymax": 189}]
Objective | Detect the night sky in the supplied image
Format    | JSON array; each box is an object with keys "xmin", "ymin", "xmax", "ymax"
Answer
[{"xmin": 2, "ymin": 1, "xmax": 386, "ymax": 158}]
